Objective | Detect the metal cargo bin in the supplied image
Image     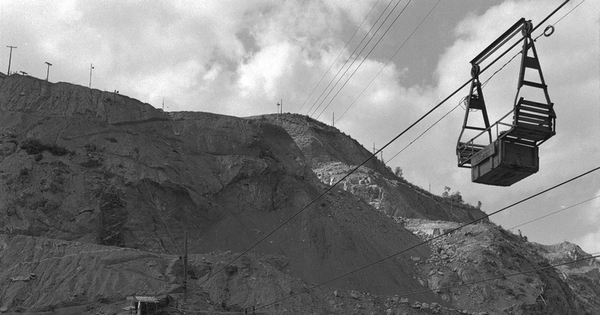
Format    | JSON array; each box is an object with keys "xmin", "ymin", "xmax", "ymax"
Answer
[{"xmin": 471, "ymin": 138, "xmax": 539, "ymax": 186}]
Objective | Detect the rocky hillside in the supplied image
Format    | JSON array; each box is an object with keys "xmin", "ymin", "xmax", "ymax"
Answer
[
  {"xmin": 533, "ymin": 242, "xmax": 600, "ymax": 312},
  {"xmin": 0, "ymin": 74, "xmax": 441, "ymax": 311},
  {"xmin": 0, "ymin": 73, "xmax": 598, "ymax": 314},
  {"xmin": 250, "ymin": 113, "xmax": 487, "ymax": 223}
]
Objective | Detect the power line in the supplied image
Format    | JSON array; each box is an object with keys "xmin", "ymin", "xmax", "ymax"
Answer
[
  {"xmin": 258, "ymin": 166, "xmax": 600, "ymax": 309},
  {"xmin": 387, "ymin": 102, "xmax": 462, "ymax": 164},
  {"xmin": 142, "ymin": 182, "xmax": 183, "ymax": 255},
  {"xmin": 382, "ymin": 40, "xmax": 520, "ymax": 166},
  {"xmin": 364, "ymin": 0, "xmax": 576, "ymax": 167},
  {"xmin": 307, "ymin": 0, "xmax": 410, "ymax": 117},
  {"xmin": 553, "ymin": 0, "xmax": 587, "ymax": 25},
  {"xmin": 312, "ymin": 0, "xmax": 413, "ymax": 119},
  {"xmin": 304, "ymin": 0, "xmax": 398, "ymax": 116},
  {"xmin": 336, "ymin": 0, "xmax": 441, "ymax": 123},
  {"xmin": 508, "ymin": 195, "xmax": 600, "ymax": 231},
  {"xmin": 314, "ymin": 0, "xmax": 415, "ymax": 119},
  {"xmin": 295, "ymin": 0, "xmax": 382, "ymax": 113},
  {"xmin": 199, "ymin": 0, "xmax": 571, "ymax": 291},
  {"xmin": 395, "ymin": 253, "xmax": 600, "ymax": 299}
]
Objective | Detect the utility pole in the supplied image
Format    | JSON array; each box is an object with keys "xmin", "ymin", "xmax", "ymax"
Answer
[
  {"xmin": 6, "ymin": 46, "xmax": 16, "ymax": 75},
  {"xmin": 276, "ymin": 100, "xmax": 281, "ymax": 126},
  {"xmin": 89, "ymin": 63, "xmax": 94, "ymax": 87},
  {"xmin": 332, "ymin": 112, "xmax": 335, "ymax": 127},
  {"xmin": 183, "ymin": 230, "xmax": 188, "ymax": 303},
  {"xmin": 45, "ymin": 62, "xmax": 52, "ymax": 81},
  {"xmin": 373, "ymin": 143, "xmax": 383, "ymax": 164}
]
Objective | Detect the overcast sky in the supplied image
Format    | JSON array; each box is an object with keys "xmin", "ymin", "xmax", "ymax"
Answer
[{"xmin": 1, "ymin": 0, "xmax": 598, "ymax": 253}]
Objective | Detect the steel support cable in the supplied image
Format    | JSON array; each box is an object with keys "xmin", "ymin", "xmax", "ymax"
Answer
[
  {"xmin": 258, "ymin": 166, "xmax": 600, "ymax": 310},
  {"xmin": 336, "ymin": 0, "xmax": 577, "ymax": 124},
  {"xmin": 382, "ymin": 0, "xmax": 575, "ymax": 166},
  {"xmin": 385, "ymin": 39, "xmax": 522, "ymax": 165},
  {"xmin": 314, "ymin": 0, "xmax": 416, "ymax": 120},
  {"xmin": 270, "ymin": 194, "xmax": 345, "ymax": 249},
  {"xmin": 142, "ymin": 182, "xmax": 183, "ymax": 254},
  {"xmin": 551, "ymin": 0, "xmax": 586, "ymax": 26},
  {"xmin": 481, "ymin": 0, "xmax": 584, "ymax": 89},
  {"xmin": 395, "ymin": 253, "xmax": 600, "ymax": 299},
  {"xmin": 296, "ymin": 0, "xmax": 382, "ymax": 113},
  {"xmin": 305, "ymin": 0, "xmax": 398, "ymax": 116},
  {"xmin": 336, "ymin": 0, "xmax": 441, "ymax": 123},
  {"xmin": 199, "ymin": 0, "xmax": 572, "ymax": 290},
  {"xmin": 308, "ymin": 0, "xmax": 410, "ymax": 117},
  {"xmin": 199, "ymin": 71, "xmax": 471, "ymax": 288},
  {"xmin": 509, "ymin": 195, "xmax": 600, "ymax": 231},
  {"xmin": 387, "ymin": 103, "xmax": 462, "ymax": 163}
]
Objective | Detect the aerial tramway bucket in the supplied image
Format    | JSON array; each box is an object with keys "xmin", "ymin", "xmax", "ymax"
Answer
[{"xmin": 456, "ymin": 18, "xmax": 556, "ymax": 186}]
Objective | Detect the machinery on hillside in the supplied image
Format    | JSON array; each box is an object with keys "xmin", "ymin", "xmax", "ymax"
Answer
[{"xmin": 456, "ymin": 18, "xmax": 556, "ymax": 186}]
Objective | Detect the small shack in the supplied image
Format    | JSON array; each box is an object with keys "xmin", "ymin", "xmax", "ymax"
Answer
[{"xmin": 125, "ymin": 295, "xmax": 170, "ymax": 315}]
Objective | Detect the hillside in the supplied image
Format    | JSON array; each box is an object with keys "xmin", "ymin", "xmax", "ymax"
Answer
[
  {"xmin": 0, "ymin": 73, "xmax": 598, "ymax": 314},
  {"xmin": 250, "ymin": 113, "xmax": 487, "ymax": 223}
]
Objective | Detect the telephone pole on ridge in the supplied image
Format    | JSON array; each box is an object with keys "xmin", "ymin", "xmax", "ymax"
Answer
[
  {"xmin": 89, "ymin": 63, "xmax": 94, "ymax": 87},
  {"xmin": 6, "ymin": 46, "xmax": 17, "ymax": 75},
  {"xmin": 45, "ymin": 62, "xmax": 52, "ymax": 81}
]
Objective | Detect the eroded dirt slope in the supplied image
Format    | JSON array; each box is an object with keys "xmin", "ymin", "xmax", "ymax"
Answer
[
  {"xmin": 0, "ymin": 74, "xmax": 436, "ymax": 299},
  {"xmin": 250, "ymin": 113, "xmax": 487, "ymax": 223}
]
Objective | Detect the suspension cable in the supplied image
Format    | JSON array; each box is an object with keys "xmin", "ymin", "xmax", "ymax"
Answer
[
  {"xmin": 509, "ymin": 195, "xmax": 600, "ymax": 230},
  {"xmin": 336, "ymin": 0, "xmax": 441, "ymax": 123},
  {"xmin": 198, "ymin": 0, "xmax": 573, "ymax": 290},
  {"xmin": 309, "ymin": 0, "xmax": 411, "ymax": 117},
  {"xmin": 258, "ymin": 166, "xmax": 600, "ymax": 309},
  {"xmin": 396, "ymin": 253, "xmax": 600, "ymax": 299},
  {"xmin": 305, "ymin": 0, "xmax": 399, "ymax": 116},
  {"xmin": 313, "ymin": 0, "xmax": 413, "ymax": 119},
  {"xmin": 296, "ymin": 0, "xmax": 382, "ymax": 113}
]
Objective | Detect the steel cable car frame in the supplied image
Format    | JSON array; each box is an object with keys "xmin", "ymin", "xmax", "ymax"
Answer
[{"xmin": 456, "ymin": 18, "xmax": 556, "ymax": 186}]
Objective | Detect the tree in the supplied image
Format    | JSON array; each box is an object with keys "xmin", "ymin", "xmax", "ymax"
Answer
[
  {"xmin": 442, "ymin": 186, "xmax": 451, "ymax": 198},
  {"xmin": 449, "ymin": 191, "xmax": 463, "ymax": 204},
  {"xmin": 442, "ymin": 186, "xmax": 463, "ymax": 204},
  {"xmin": 394, "ymin": 166, "xmax": 403, "ymax": 178}
]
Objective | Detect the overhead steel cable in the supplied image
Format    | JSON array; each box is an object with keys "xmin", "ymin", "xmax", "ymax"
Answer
[
  {"xmin": 258, "ymin": 166, "xmax": 600, "ymax": 310},
  {"xmin": 394, "ymin": 253, "xmax": 600, "ymax": 299},
  {"xmin": 183, "ymin": 252, "xmax": 600, "ymax": 314},
  {"xmin": 336, "ymin": 0, "xmax": 441, "ymax": 123},
  {"xmin": 296, "ymin": 0, "xmax": 382, "ymax": 113},
  {"xmin": 199, "ymin": 0, "xmax": 571, "ymax": 290},
  {"xmin": 508, "ymin": 195, "xmax": 600, "ymax": 231},
  {"xmin": 304, "ymin": 0, "xmax": 398, "ymax": 116},
  {"xmin": 387, "ymin": 102, "xmax": 462, "ymax": 163},
  {"xmin": 370, "ymin": 0, "xmax": 576, "ymax": 167},
  {"xmin": 314, "ymin": 0, "xmax": 415, "ymax": 120},
  {"xmin": 308, "ymin": 0, "xmax": 410, "ymax": 117}
]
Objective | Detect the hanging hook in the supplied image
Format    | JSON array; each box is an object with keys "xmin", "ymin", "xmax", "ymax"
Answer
[{"xmin": 543, "ymin": 25, "xmax": 555, "ymax": 37}]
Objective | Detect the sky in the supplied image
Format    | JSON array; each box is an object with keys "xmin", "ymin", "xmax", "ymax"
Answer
[{"xmin": 1, "ymin": 0, "xmax": 598, "ymax": 253}]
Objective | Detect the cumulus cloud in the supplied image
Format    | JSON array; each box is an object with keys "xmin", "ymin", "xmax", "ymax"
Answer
[{"xmin": 0, "ymin": 0, "xmax": 597, "ymax": 249}]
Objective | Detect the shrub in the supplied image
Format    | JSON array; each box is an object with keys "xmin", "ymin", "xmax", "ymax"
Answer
[
  {"xmin": 47, "ymin": 144, "xmax": 69, "ymax": 156},
  {"xmin": 19, "ymin": 168, "xmax": 29, "ymax": 177},
  {"xmin": 20, "ymin": 138, "xmax": 70, "ymax": 156},
  {"xmin": 20, "ymin": 138, "xmax": 45, "ymax": 155},
  {"xmin": 84, "ymin": 143, "xmax": 98, "ymax": 152}
]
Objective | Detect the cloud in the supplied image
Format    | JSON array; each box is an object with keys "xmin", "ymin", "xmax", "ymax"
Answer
[
  {"xmin": 577, "ymin": 233, "xmax": 600, "ymax": 254},
  {"xmin": 0, "ymin": 0, "xmax": 597, "ymax": 249}
]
